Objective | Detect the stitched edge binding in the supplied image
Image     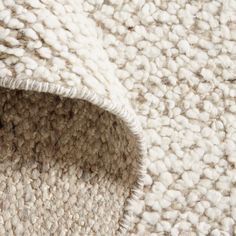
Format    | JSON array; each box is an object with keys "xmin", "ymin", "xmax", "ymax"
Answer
[{"xmin": 0, "ymin": 77, "xmax": 147, "ymax": 235}]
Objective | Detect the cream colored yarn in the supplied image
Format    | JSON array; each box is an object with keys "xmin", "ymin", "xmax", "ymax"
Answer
[
  {"xmin": 82, "ymin": 0, "xmax": 236, "ymax": 235},
  {"xmin": 1, "ymin": 0, "xmax": 236, "ymax": 235},
  {"xmin": 0, "ymin": 0, "xmax": 145, "ymax": 235}
]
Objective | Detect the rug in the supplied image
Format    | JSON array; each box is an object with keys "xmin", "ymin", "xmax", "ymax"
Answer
[{"xmin": 0, "ymin": 0, "xmax": 236, "ymax": 235}]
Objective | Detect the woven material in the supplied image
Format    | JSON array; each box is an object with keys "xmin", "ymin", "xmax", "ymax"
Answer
[{"xmin": 0, "ymin": 0, "xmax": 236, "ymax": 235}]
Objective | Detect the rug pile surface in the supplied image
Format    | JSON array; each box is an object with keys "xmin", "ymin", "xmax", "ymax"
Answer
[{"xmin": 0, "ymin": 0, "xmax": 236, "ymax": 235}]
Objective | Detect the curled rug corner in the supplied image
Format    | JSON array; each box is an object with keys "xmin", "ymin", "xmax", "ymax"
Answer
[{"xmin": 0, "ymin": 1, "xmax": 146, "ymax": 235}]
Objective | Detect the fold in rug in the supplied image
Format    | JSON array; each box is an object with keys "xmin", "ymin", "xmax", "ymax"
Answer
[{"xmin": 0, "ymin": 1, "xmax": 146, "ymax": 235}]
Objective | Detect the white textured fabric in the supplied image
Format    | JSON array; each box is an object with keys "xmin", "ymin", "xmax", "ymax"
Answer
[{"xmin": 1, "ymin": 0, "xmax": 236, "ymax": 235}]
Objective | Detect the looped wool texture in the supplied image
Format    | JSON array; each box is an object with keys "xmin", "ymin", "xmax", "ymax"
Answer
[
  {"xmin": 1, "ymin": 0, "xmax": 236, "ymax": 235},
  {"xmin": 0, "ymin": 0, "xmax": 146, "ymax": 235}
]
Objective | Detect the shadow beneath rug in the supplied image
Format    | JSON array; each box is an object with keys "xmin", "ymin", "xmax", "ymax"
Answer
[{"xmin": 0, "ymin": 87, "xmax": 139, "ymax": 235}]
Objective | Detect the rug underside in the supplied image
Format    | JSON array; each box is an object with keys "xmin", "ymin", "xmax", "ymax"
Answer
[{"xmin": 0, "ymin": 87, "xmax": 139, "ymax": 235}]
